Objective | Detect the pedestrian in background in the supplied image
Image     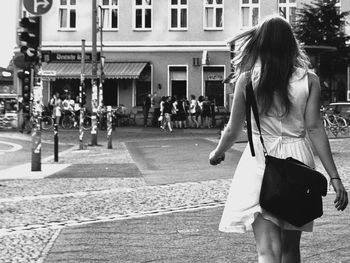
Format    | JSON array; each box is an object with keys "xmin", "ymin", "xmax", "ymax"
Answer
[
  {"xmin": 143, "ymin": 93, "xmax": 152, "ymax": 127},
  {"xmin": 197, "ymin": 95, "xmax": 204, "ymax": 127},
  {"xmin": 201, "ymin": 96, "xmax": 212, "ymax": 128},
  {"xmin": 50, "ymin": 92, "xmax": 62, "ymax": 126},
  {"xmin": 172, "ymin": 96, "xmax": 179, "ymax": 128},
  {"xmin": 209, "ymin": 15, "xmax": 348, "ymax": 263},
  {"xmin": 189, "ymin": 94, "xmax": 199, "ymax": 128},
  {"xmin": 159, "ymin": 96, "xmax": 166, "ymax": 130},
  {"xmin": 152, "ymin": 92, "xmax": 162, "ymax": 127},
  {"xmin": 161, "ymin": 96, "xmax": 173, "ymax": 132},
  {"xmin": 17, "ymin": 95, "xmax": 31, "ymax": 134}
]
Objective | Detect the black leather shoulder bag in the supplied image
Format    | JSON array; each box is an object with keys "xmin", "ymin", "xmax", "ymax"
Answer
[{"xmin": 245, "ymin": 81, "xmax": 328, "ymax": 227}]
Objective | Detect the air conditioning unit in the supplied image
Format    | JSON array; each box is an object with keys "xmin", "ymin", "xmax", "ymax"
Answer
[{"xmin": 192, "ymin": 57, "xmax": 201, "ymax": 66}]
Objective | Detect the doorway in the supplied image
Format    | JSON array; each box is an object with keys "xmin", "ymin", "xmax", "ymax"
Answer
[
  {"xmin": 103, "ymin": 79, "xmax": 118, "ymax": 106},
  {"xmin": 171, "ymin": 80, "xmax": 187, "ymax": 100}
]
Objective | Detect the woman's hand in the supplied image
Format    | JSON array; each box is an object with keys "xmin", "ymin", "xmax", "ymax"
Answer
[
  {"xmin": 331, "ymin": 179, "xmax": 348, "ymax": 211},
  {"xmin": 209, "ymin": 150, "xmax": 225, "ymax": 166}
]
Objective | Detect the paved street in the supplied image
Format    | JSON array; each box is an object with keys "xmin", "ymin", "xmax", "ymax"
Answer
[{"xmin": 0, "ymin": 128, "xmax": 349, "ymax": 263}]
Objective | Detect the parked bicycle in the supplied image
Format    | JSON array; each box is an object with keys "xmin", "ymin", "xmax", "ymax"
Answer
[
  {"xmin": 61, "ymin": 109, "xmax": 92, "ymax": 130},
  {"xmin": 28, "ymin": 108, "xmax": 54, "ymax": 131},
  {"xmin": 321, "ymin": 109, "xmax": 348, "ymax": 137}
]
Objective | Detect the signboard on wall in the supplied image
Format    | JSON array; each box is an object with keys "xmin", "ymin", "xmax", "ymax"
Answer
[{"xmin": 42, "ymin": 52, "xmax": 101, "ymax": 63}]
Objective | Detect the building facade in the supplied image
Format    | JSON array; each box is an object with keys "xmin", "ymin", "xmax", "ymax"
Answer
[{"xmin": 14, "ymin": 0, "xmax": 350, "ymax": 117}]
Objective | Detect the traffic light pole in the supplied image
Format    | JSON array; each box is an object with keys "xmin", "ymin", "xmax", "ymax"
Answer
[
  {"xmin": 18, "ymin": 15, "xmax": 42, "ymax": 171},
  {"xmin": 98, "ymin": 4, "xmax": 112, "ymax": 149},
  {"xmin": 79, "ymin": 39, "xmax": 86, "ymax": 150},
  {"xmin": 90, "ymin": 0, "xmax": 99, "ymax": 147},
  {"xmin": 31, "ymin": 65, "xmax": 42, "ymax": 171}
]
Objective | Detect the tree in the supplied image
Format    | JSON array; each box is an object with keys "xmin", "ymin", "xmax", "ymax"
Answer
[
  {"xmin": 293, "ymin": 0, "xmax": 350, "ymax": 102},
  {"xmin": 293, "ymin": 0, "xmax": 350, "ymax": 49}
]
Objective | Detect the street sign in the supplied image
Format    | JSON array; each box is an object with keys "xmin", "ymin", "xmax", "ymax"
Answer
[
  {"xmin": 38, "ymin": 70, "xmax": 56, "ymax": 76},
  {"xmin": 23, "ymin": 0, "xmax": 53, "ymax": 16}
]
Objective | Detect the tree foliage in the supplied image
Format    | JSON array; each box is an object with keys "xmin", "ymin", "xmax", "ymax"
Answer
[{"xmin": 293, "ymin": 0, "xmax": 350, "ymax": 50}]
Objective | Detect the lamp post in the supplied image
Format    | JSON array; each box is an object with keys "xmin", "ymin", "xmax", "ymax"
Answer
[
  {"xmin": 90, "ymin": 0, "xmax": 99, "ymax": 146},
  {"xmin": 98, "ymin": 5, "xmax": 112, "ymax": 149}
]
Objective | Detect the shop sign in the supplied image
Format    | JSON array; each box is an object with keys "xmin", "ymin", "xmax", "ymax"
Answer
[
  {"xmin": 42, "ymin": 52, "xmax": 100, "ymax": 63},
  {"xmin": 0, "ymin": 85, "xmax": 15, "ymax": 94},
  {"xmin": 207, "ymin": 74, "xmax": 223, "ymax": 81},
  {"xmin": 38, "ymin": 70, "xmax": 56, "ymax": 76}
]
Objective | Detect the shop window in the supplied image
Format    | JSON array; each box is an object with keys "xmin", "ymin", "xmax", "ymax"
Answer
[
  {"xmin": 241, "ymin": 0, "xmax": 259, "ymax": 28},
  {"xmin": 134, "ymin": 0, "xmax": 152, "ymax": 30},
  {"xmin": 136, "ymin": 81, "xmax": 151, "ymax": 106},
  {"xmin": 204, "ymin": 0, "xmax": 223, "ymax": 30},
  {"xmin": 100, "ymin": 0, "xmax": 119, "ymax": 30},
  {"xmin": 278, "ymin": 0, "xmax": 296, "ymax": 26},
  {"xmin": 59, "ymin": 0, "xmax": 76, "ymax": 30},
  {"xmin": 170, "ymin": 0, "xmax": 187, "ymax": 30},
  {"xmin": 135, "ymin": 65, "xmax": 152, "ymax": 106},
  {"xmin": 204, "ymin": 67, "xmax": 224, "ymax": 106},
  {"xmin": 169, "ymin": 66, "xmax": 187, "ymax": 100}
]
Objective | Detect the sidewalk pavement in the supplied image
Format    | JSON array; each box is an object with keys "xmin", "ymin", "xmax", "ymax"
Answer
[
  {"xmin": 43, "ymin": 194, "xmax": 350, "ymax": 263},
  {"xmin": 0, "ymin": 128, "xmax": 349, "ymax": 263}
]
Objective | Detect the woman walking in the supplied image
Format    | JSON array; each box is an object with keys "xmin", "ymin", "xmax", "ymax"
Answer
[
  {"xmin": 160, "ymin": 96, "xmax": 173, "ymax": 132},
  {"xmin": 209, "ymin": 15, "xmax": 348, "ymax": 263},
  {"xmin": 189, "ymin": 94, "xmax": 200, "ymax": 128}
]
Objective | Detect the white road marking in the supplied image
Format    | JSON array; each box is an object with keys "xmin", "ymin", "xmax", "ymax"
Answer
[{"xmin": 0, "ymin": 141, "xmax": 23, "ymax": 154}]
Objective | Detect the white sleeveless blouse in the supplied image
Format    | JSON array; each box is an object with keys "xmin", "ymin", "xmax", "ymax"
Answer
[{"xmin": 219, "ymin": 66, "xmax": 315, "ymax": 233}]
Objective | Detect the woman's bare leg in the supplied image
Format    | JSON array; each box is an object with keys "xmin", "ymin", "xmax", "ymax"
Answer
[
  {"xmin": 252, "ymin": 214, "xmax": 282, "ymax": 263},
  {"xmin": 281, "ymin": 230, "xmax": 302, "ymax": 263}
]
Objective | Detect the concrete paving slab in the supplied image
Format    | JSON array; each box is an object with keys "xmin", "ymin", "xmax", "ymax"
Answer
[
  {"xmin": 47, "ymin": 163, "xmax": 142, "ymax": 178},
  {"xmin": 0, "ymin": 163, "xmax": 72, "ymax": 180},
  {"xmin": 44, "ymin": 193, "xmax": 350, "ymax": 263}
]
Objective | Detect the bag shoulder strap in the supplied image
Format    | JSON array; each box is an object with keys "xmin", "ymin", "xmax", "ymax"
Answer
[{"xmin": 245, "ymin": 80, "xmax": 268, "ymax": 157}]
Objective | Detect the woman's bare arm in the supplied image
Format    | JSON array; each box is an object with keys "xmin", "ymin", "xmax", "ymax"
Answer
[
  {"xmin": 209, "ymin": 74, "xmax": 247, "ymax": 165},
  {"xmin": 305, "ymin": 72, "xmax": 348, "ymax": 211}
]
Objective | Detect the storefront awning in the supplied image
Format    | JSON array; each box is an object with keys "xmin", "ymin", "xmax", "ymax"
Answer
[{"xmin": 40, "ymin": 62, "xmax": 148, "ymax": 80}]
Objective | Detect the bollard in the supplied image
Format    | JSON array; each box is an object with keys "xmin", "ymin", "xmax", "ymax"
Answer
[
  {"xmin": 54, "ymin": 124, "xmax": 58, "ymax": 162},
  {"xmin": 107, "ymin": 106, "xmax": 112, "ymax": 149},
  {"xmin": 31, "ymin": 120, "xmax": 41, "ymax": 171}
]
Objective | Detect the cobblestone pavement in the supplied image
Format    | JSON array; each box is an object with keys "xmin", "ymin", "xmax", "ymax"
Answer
[{"xmin": 0, "ymin": 136, "xmax": 349, "ymax": 262}]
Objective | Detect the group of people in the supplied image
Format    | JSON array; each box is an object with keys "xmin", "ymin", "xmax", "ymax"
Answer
[
  {"xmin": 143, "ymin": 92, "xmax": 217, "ymax": 132},
  {"xmin": 49, "ymin": 93, "xmax": 81, "ymax": 127}
]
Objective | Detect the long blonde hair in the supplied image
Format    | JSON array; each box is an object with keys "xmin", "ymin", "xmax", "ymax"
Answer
[{"xmin": 229, "ymin": 15, "xmax": 311, "ymax": 115}]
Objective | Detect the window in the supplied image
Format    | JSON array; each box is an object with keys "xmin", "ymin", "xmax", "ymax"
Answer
[
  {"xmin": 59, "ymin": 0, "xmax": 76, "ymax": 30},
  {"xmin": 169, "ymin": 66, "xmax": 187, "ymax": 100},
  {"xmin": 241, "ymin": 0, "xmax": 259, "ymax": 28},
  {"xmin": 170, "ymin": 0, "xmax": 188, "ymax": 30},
  {"xmin": 203, "ymin": 66, "xmax": 225, "ymax": 106},
  {"xmin": 278, "ymin": 0, "xmax": 296, "ymax": 26},
  {"xmin": 100, "ymin": 0, "xmax": 119, "ymax": 30},
  {"xmin": 204, "ymin": 0, "xmax": 223, "ymax": 30},
  {"xmin": 134, "ymin": 0, "xmax": 152, "ymax": 30}
]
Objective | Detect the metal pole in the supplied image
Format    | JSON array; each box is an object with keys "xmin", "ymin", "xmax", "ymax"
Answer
[
  {"xmin": 79, "ymin": 39, "xmax": 86, "ymax": 150},
  {"xmin": 107, "ymin": 106, "xmax": 112, "ymax": 149},
  {"xmin": 54, "ymin": 123, "xmax": 58, "ymax": 162},
  {"xmin": 99, "ymin": 5, "xmax": 104, "ymax": 107},
  {"xmin": 31, "ymin": 65, "xmax": 41, "ymax": 171},
  {"xmin": 31, "ymin": 16, "xmax": 43, "ymax": 171},
  {"xmin": 90, "ymin": 0, "xmax": 99, "ymax": 146},
  {"xmin": 98, "ymin": 5, "xmax": 111, "ymax": 149}
]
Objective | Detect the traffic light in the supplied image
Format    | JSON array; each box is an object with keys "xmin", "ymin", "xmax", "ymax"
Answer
[
  {"xmin": 18, "ymin": 16, "xmax": 41, "ymax": 63},
  {"xmin": 81, "ymin": 84, "xmax": 87, "ymax": 106},
  {"xmin": 17, "ymin": 68, "xmax": 32, "ymax": 112}
]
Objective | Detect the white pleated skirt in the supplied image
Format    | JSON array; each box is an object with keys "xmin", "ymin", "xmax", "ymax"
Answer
[{"xmin": 219, "ymin": 135, "xmax": 316, "ymax": 233}]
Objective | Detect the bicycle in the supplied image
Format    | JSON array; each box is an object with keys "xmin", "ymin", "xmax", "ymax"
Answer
[
  {"xmin": 61, "ymin": 110, "xmax": 92, "ymax": 130},
  {"xmin": 322, "ymin": 113, "xmax": 348, "ymax": 137}
]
